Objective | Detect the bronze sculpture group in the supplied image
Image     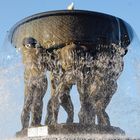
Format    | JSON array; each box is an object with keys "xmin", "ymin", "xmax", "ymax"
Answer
[
  {"xmin": 8, "ymin": 10, "xmax": 132, "ymax": 133},
  {"xmin": 20, "ymin": 37, "xmax": 127, "ymax": 131}
]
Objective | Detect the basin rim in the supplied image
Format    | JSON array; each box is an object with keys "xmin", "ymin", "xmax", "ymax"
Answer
[{"xmin": 8, "ymin": 10, "xmax": 117, "ymax": 43}]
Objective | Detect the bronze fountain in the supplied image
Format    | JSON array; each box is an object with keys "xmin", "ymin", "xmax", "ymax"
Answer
[{"xmin": 8, "ymin": 9, "xmax": 133, "ymax": 138}]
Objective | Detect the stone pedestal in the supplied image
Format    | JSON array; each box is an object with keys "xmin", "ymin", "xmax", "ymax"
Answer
[{"xmin": 16, "ymin": 123, "xmax": 125, "ymax": 139}]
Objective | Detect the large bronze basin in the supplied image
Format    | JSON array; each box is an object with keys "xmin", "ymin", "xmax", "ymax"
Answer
[{"xmin": 8, "ymin": 10, "xmax": 133, "ymax": 49}]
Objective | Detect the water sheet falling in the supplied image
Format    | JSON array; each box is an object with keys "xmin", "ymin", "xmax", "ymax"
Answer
[{"xmin": 0, "ymin": 10, "xmax": 140, "ymax": 139}]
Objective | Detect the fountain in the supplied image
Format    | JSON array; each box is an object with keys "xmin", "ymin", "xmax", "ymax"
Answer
[{"xmin": 7, "ymin": 9, "xmax": 134, "ymax": 139}]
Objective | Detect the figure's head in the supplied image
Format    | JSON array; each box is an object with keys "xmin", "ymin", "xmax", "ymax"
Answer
[{"xmin": 22, "ymin": 37, "xmax": 40, "ymax": 49}]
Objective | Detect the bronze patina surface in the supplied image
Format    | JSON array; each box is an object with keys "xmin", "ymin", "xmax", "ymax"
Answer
[
  {"xmin": 8, "ymin": 10, "xmax": 133, "ymax": 136},
  {"xmin": 9, "ymin": 10, "xmax": 132, "ymax": 49}
]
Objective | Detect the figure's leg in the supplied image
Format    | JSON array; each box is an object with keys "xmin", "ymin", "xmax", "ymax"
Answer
[
  {"xmin": 45, "ymin": 73, "xmax": 60, "ymax": 125},
  {"xmin": 77, "ymin": 80, "xmax": 95, "ymax": 125},
  {"xmin": 31, "ymin": 76, "xmax": 48, "ymax": 126},
  {"xmin": 96, "ymin": 108, "xmax": 110, "ymax": 126},
  {"xmin": 45, "ymin": 95, "xmax": 60, "ymax": 125},
  {"xmin": 78, "ymin": 101, "xmax": 95, "ymax": 125},
  {"xmin": 59, "ymin": 85, "xmax": 74, "ymax": 123},
  {"xmin": 95, "ymin": 81, "xmax": 117, "ymax": 126},
  {"xmin": 45, "ymin": 73, "xmax": 74, "ymax": 124},
  {"xmin": 45, "ymin": 79, "xmax": 74, "ymax": 125},
  {"xmin": 21, "ymin": 83, "xmax": 35, "ymax": 130}
]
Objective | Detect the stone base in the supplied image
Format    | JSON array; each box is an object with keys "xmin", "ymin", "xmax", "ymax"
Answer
[
  {"xmin": 28, "ymin": 134, "xmax": 137, "ymax": 140},
  {"xmin": 16, "ymin": 128, "xmax": 28, "ymax": 138},
  {"xmin": 47, "ymin": 123, "xmax": 125, "ymax": 135},
  {"xmin": 16, "ymin": 123, "xmax": 125, "ymax": 138}
]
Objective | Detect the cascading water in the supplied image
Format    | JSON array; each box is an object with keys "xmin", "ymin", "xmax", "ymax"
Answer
[{"xmin": 0, "ymin": 10, "xmax": 140, "ymax": 140}]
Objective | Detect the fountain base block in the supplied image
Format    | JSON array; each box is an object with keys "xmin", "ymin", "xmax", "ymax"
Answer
[{"xmin": 16, "ymin": 123, "xmax": 125, "ymax": 138}]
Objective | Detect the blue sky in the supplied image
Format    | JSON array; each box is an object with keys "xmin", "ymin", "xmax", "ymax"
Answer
[{"xmin": 0, "ymin": 0, "xmax": 140, "ymax": 139}]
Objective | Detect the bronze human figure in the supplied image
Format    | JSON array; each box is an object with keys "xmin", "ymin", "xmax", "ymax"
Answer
[
  {"xmin": 46, "ymin": 43, "xmax": 127, "ymax": 126},
  {"xmin": 20, "ymin": 37, "xmax": 74, "ymax": 130}
]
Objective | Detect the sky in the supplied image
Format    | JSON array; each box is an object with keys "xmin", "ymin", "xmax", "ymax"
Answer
[{"xmin": 0, "ymin": 0, "xmax": 140, "ymax": 139}]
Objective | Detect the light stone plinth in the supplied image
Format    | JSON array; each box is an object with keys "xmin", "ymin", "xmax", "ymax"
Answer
[{"xmin": 28, "ymin": 126, "xmax": 48, "ymax": 137}]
